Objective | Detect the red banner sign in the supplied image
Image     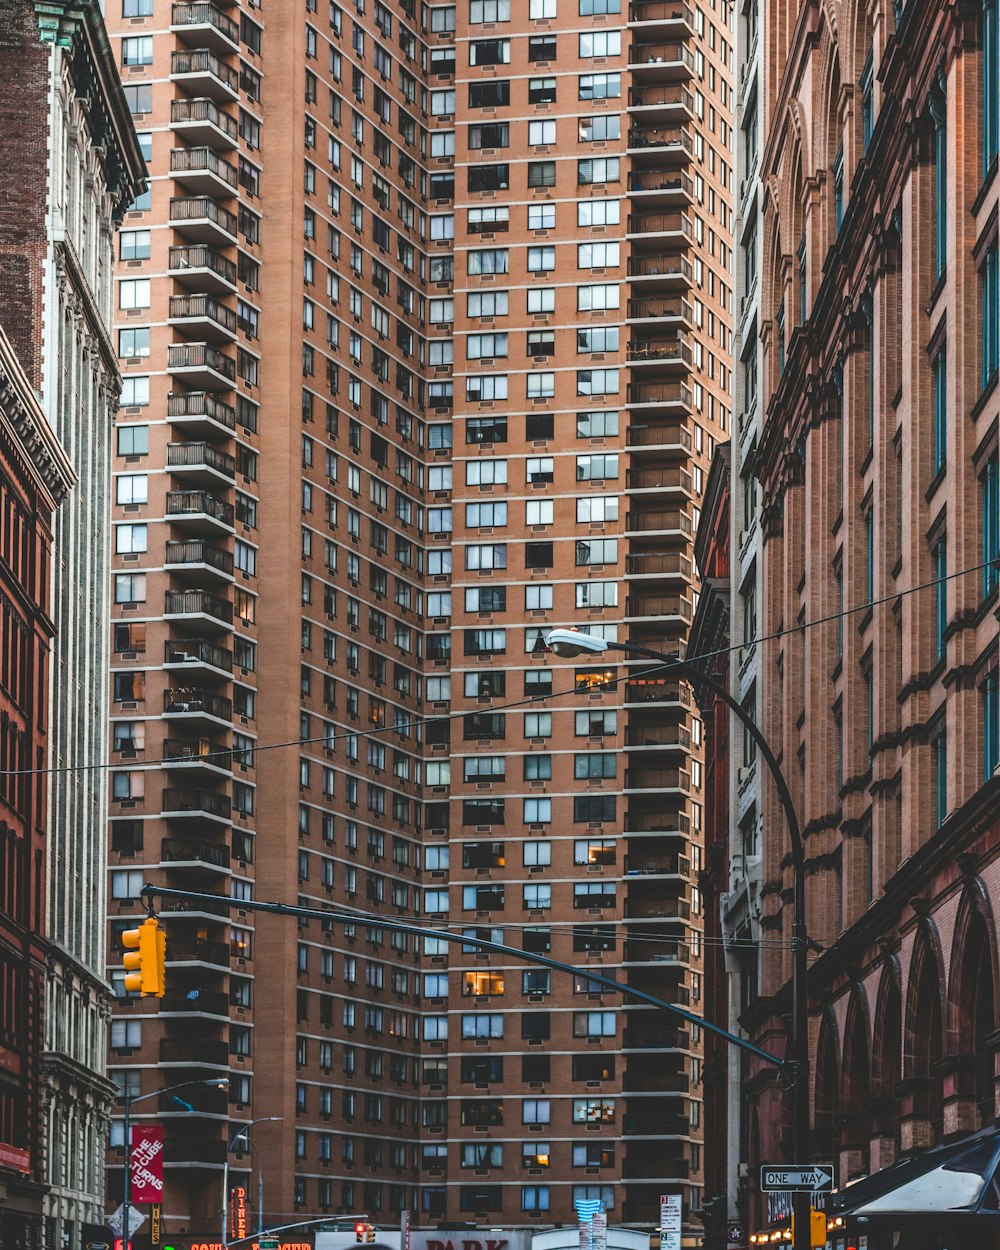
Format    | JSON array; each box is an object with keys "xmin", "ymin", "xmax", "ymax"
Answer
[
  {"xmin": 230, "ymin": 1187, "xmax": 248, "ymax": 1242},
  {"xmin": 130, "ymin": 1126, "xmax": 164, "ymax": 1203}
]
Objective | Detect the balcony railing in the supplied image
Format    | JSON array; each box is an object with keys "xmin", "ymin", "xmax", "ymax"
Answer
[
  {"xmin": 169, "ymin": 294, "xmax": 238, "ymax": 337},
  {"xmin": 170, "ymin": 48, "xmax": 240, "ymax": 94},
  {"xmin": 162, "ymin": 786, "xmax": 232, "ymax": 819},
  {"xmin": 166, "ymin": 442, "xmax": 236, "ymax": 477},
  {"xmin": 165, "ymin": 539, "xmax": 234, "ymax": 576},
  {"xmin": 163, "ymin": 737, "xmax": 232, "ymax": 768},
  {"xmin": 163, "ymin": 688, "xmax": 233, "ymax": 720},
  {"xmin": 625, "ymin": 897, "xmax": 692, "ymax": 919},
  {"xmin": 625, "ymin": 854, "xmax": 691, "ymax": 874},
  {"xmin": 171, "ymin": 2, "xmax": 240, "ymax": 44},
  {"xmin": 627, "ymin": 295, "xmax": 691, "ymax": 321},
  {"xmin": 168, "ymin": 196, "xmax": 238, "ymax": 236},
  {"xmin": 629, "ymin": 41, "xmax": 694, "ymax": 68},
  {"xmin": 170, "ymin": 97, "xmax": 239, "ymax": 143},
  {"xmin": 627, "ymin": 126, "xmax": 692, "ymax": 153},
  {"xmin": 628, "ymin": 0, "xmax": 693, "ymax": 22},
  {"xmin": 167, "ymin": 343, "xmax": 236, "ymax": 381},
  {"xmin": 169, "ymin": 244, "xmax": 238, "ymax": 287},
  {"xmin": 166, "ymin": 937, "xmax": 231, "ymax": 964},
  {"xmin": 161, "ymin": 837, "xmax": 231, "ymax": 868},
  {"xmin": 627, "ymin": 212, "xmax": 692, "ymax": 237},
  {"xmin": 623, "ymin": 1028, "xmax": 690, "ymax": 1050},
  {"xmin": 163, "ymin": 639, "xmax": 234, "ymax": 671},
  {"xmin": 167, "ymin": 391, "xmax": 236, "ymax": 430},
  {"xmin": 627, "ymin": 254, "xmax": 692, "ymax": 280},
  {"xmin": 625, "ymin": 508, "xmax": 692, "ymax": 533},
  {"xmin": 627, "ymin": 338, "xmax": 692, "ymax": 364},
  {"xmin": 628, "ymin": 84, "xmax": 693, "ymax": 108},
  {"xmin": 627, "ymin": 381, "xmax": 692, "ymax": 407},
  {"xmin": 161, "ymin": 989, "xmax": 231, "ymax": 1016},
  {"xmin": 170, "ymin": 146, "xmax": 238, "ymax": 190},
  {"xmin": 164, "ymin": 589, "xmax": 234, "ymax": 624},
  {"xmin": 626, "ymin": 466, "xmax": 692, "ymax": 490},
  {"xmin": 166, "ymin": 490, "xmax": 236, "ymax": 527},
  {"xmin": 159, "ymin": 1036, "xmax": 230, "ymax": 1065},
  {"xmin": 625, "ymin": 595, "xmax": 693, "ymax": 620},
  {"xmin": 627, "ymin": 171, "xmax": 693, "ymax": 196},
  {"xmin": 626, "ymin": 422, "xmax": 692, "ymax": 449},
  {"xmin": 626, "ymin": 551, "xmax": 692, "ymax": 576}
]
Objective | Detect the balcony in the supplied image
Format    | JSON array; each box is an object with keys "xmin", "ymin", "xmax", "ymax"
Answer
[
  {"xmin": 167, "ymin": 936, "xmax": 231, "ymax": 967},
  {"xmin": 627, "ymin": 211, "xmax": 692, "ymax": 245},
  {"xmin": 624, "ymin": 853, "xmax": 690, "ymax": 876},
  {"xmin": 626, "ymin": 551, "xmax": 692, "ymax": 578},
  {"xmin": 628, "ymin": 83, "xmax": 693, "ymax": 114},
  {"xmin": 626, "ymin": 336, "xmax": 693, "ymax": 369},
  {"xmin": 624, "ymin": 594, "xmax": 693, "ymax": 623},
  {"xmin": 170, "ymin": 98, "xmax": 239, "ymax": 150},
  {"xmin": 627, "ymin": 41, "xmax": 694, "ymax": 76},
  {"xmin": 622, "ymin": 1069, "xmax": 689, "ymax": 1093},
  {"xmin": 170, "ymin": 49, "xmax": 240, "ymax": 101},
  {"xmin": 159, "ymin": 1036, "xmax": 230, "ymax": 1067},
  {"xmin": 161, "ymin": 989, "xmax": 231, "ymax": 1017},
  {"xmin": 171, "ymin": 2, "xmax": 240, "ymax": 54},
  {"xmin": 626, "ymin": 465, "xmax": 692, "ymax": 493},
  {"xmin": 169, "ymin": 245, "xmax": 237, "ymax": 296},
  {"xmin": 164, "ymin": 638, "xmax": 234, "ymax": 677},
  {"xmin": 169, "ymin": 294, "xmax": 237, "ymax": 342},
  {"xmin": 627, "ymin": 170, "xmax": 694, "ymax": 206},
  {"xmin": 167, "ymin": 391, "xmax": 236, "ymax": 438},
  {"xmin": 161, "ymin": 837, "xmax": 232, "ymax": 875},
  {"xmin": 163, "ymin": 687, "xmax": 233, "ymax": 726},
  {"xmin": 165, "ymin": 1135, "xmax": 229, "ymax": 1166},
  {"xmin": 167, "ymin": 441, "xmax": 236, "ymax": 487},
  {"xmin": 628, "ymin": 0, "xmax": 693, "ymax": 33},
  {"xmin": 168, "ymin": 196, "xmax": 238, "ymax": 245},
  {"xmin": 165, "ymin": 539, "xmax": 234, "ymax": 581},
  {"xmin": 626, "ymin": 421, "xmax": 692, "ymax": 452},
  {"xmin": 163, "ymin": 589, "xmax": 234, "ymax": 630},
  {"xmin": 167, "ymin": 342, "xmax": 235, "ymax": 389},
  {"xmin": 163, "ymin": 737, "xmax": 232, "ymax": 776},
  {"xmin": 166, "ymin": 490, "xmax": 235, "ymax": 536},
  {"xmin": 622, "ymin": 1028, "xmax": 690, "ymax": 1051},
  {"xmin": 627, "ymin": 126, "xmax": 693, "ymax": 163},
  {"xmin": 624, "ymin": 895, "xmax": 692, "ymax": 920},
  {"xmin": 626, "ymin": 381, "xmax": 692, "ymax": 410},
  {"xmin": 170, "ymin": 147, "xmax": 238, "ymax": 198},
  {"xmin": 626, "ymin": 253, "xmax": 692, "ymax": 286},
  {"xmin": 161, "ymin": 785, "xmax": 232, "ymax": 823},
  {"xmin": 625, "ymin": 504, "xmax": 692, "ymax": 534}
]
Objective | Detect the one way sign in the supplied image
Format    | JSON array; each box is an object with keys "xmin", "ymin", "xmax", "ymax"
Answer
[{"xmin": 760, "ymin": 1164, "xmax": 835, "ymax": 1193}]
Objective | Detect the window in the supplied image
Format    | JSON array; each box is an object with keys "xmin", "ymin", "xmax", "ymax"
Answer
[
  {"xmin": 466, "ymin": 375, "xmax": 508, "ymax": 403},
  {"xmin": 527, "ymin": 287, "xmax": 556, "ymax": 314},
  {"xmin": 119, "ymin": 278, "xmax": 150, "ymax": 310},
  {"xmin": 120, "ymin": 377, "xmax": 149, "ymax": 407},
  {"xmin": 983, "ymin": 242, "xmax": 999, "ymax": 388},
  {"xmin": 933, "ymin": 727, "xmax": 947, "ymax": 827},
  {"xmin": 933, "ymin": 348, "xmax": 947, "ymax": 474},
  {"xmin": 935, "ymin": 539, "xmax": 947, "ymax": 662},
  {"xmin": 521, "ymin": 1186, "xmax": 550, "ymax": 1213},
  {"xmin": 527, "ymin": 160, "xmax": 556, "ymax": 188},
  {"xmin": 579, "ymin": 73, "xmax": 620, "ymax": 100},
  {"xmin": 528, "ymin": 34, "xmax": 557, "ymax": 60},
  {"xmin": 121, "ymin": 35, "xmax": 153, "ymax": 64},
  {"xmin": 523, "ymin": 883, "xmax": 551, "ymax": 909},
  {"xmin": 932, "ymin": 89, "xmax": 947, "ymax": 278},
  {"xmin": 578, "ymin": 197, "xmax": 620, "ymax": 225},
  {"xmin": 528, "ymin": 76, "xmax": 557, "ymax": 103},
  {"xmin": 577, "ymin": 283, "xmax": 619, "ymax": 311},
  {"xmin": 578, "ymin": 157, "xmax": 620, "ymax": 184},
  {"xmin": 527, "ymin": 246, "xmax": 555, "ymax": 273},
  {"xmin": 115, "ymin": 524, "xmax": 147, "ymax": 554},
  {"xmin": 469, "ymin": 38, "xmax": 510, "ymax": 64},
  {"xmin": 578, "ymin": 242, "xmax": 620, "ymax": 269},
  {"xmin": 579, "ymin": 31, "xmax": 620, "ymax": 56},
  {"xmin": 572, "ymin": 1098, "xmax": 615, "ymax": 1122},
  {"xmin": 471, "ymin": 0, "xmax": 511, "ymax": 18},
  {"xmin": 833, "ymin": 143, "xmax": 844, "ymax": 233},
  {"xmin": 984, "ymin": 671, "xmax": 999, "ymax": 780},
  {"xmin": 468, "ymin": 291, "xmax": 509, "ymax": 318},
  {"xmin": 577, "ymin": 369, "xmax": 618, "ymax": 396},
  {"xmin": 119, "ymin": 328, "xmax": 149, "ymax": 359},
  {"xmin": 120, "ymin": 230, "xmax": 150, "ymax": 261},
  {"xmin": 982, "ymin": 453, "xmax": 999, "ymax": 598},
  {"xmin": 985, "ymin": 0, "xmax": 999, "ymax": 171},
  {"xmin": 573, "ymin": 752, "xmax": 615, "ymax": 779}
]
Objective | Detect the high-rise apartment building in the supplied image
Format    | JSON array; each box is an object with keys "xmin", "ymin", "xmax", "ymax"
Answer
[
  {"xmin": 104, "ymin": 0, "xmax": 733, "ymax": 1234},
  {"xmin": 742, "ymin": 0, "xmax": 1000, "ymax": 1240}
]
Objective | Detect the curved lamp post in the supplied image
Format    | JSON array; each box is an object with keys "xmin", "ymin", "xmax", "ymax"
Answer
[
  {"xmin": 121, "ymin": 1078, "xmax": 229, "ymax": 1248},
  {"xmin": 545, "ymin": 629, "xmax": 810, "ymax": 1250},
  {"xmin": 222, "ymin": 1117, "xmax": 284, "ymax": 1247}
]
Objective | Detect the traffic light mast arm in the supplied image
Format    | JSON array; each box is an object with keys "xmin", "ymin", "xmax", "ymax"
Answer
[{"xmin": 141, "ymin": 883, "xmax": 785, "ymax": 1068}]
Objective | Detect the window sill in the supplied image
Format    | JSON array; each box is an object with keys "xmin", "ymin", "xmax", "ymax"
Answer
[
  {"xmin": 971, "ymin": 370, "xmax": 999, "ymax": 424},
  {"xmin": 926, "ymin": 268, "xmax": 947, "ymax": 317},
  {"xmin": 925, "ymin": 462, "xmax": 947, "ymax": 504},
  {"xmin": 971, "ymin": 156, "xmax": 999, "ymax": 219}
]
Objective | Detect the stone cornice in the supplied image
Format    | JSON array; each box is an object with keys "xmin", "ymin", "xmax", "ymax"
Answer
[{"xmin": 0, "ymin": 327, "xmax": 75, "ymax": 508}]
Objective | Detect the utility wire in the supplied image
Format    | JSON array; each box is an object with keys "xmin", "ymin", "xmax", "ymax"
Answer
[{"xmin": 4, "ymin": 554, "xmax": 992, "ymax": 779}]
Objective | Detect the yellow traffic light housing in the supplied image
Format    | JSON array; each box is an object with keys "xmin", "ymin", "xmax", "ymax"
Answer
[
  {"xmin": 354, "ymin": 1225, "xmax": 365, "ymax": 1244},
  {"xmin": 122, "ymin": 916, "xmax": 166, "ymax": 997},
  {"xmin": 366, "ymin": 1227, "xmax": 376, "ymax": 1244},
  {"xmin": 789, "ymin": 1209, "xmax": 827, "ymax": 1249}
]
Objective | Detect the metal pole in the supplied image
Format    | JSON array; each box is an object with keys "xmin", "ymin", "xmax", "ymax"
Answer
[
  {"xmin": 600, "ymin": 640, "xmax": 812, "ymax": 1250},
  {"xmin": 221, "ymin": 1152, "xmax": 229, "ymax": 1250},
  {"xmin": 123, "ymin": 1093, "xmax": 131, "ymax": 1250},
  {"xmin": 257, "ymin": 1152, "xmax": 264, "ymax": 1240}
]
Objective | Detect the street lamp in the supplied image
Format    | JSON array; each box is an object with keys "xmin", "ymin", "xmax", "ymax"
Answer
[
  {"xmin": 545, "ymin": 629, "xmax": 810, "ymax": 1250},
  {"xmin": 221, "ymin": 1117, "xmax": 283, "ymax": 1247},
  {"xmin": 121, "ymin": 1078, "xmax": 229, "ymax": 1249}
]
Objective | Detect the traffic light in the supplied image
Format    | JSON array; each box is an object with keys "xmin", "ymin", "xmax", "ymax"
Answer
[
  {"xmin": 366, "ymin": 1228, "xmax": 375, "ymax": 1244},
  {"xmin": 355, "ymin": 1225, "xmax": 366, "ymax": 1244},
  {"xmin": 789, "ymin": 1209, "xmax": 827, "ymax": 1249},
  {"xmin": 122, "ymin": 916, "xmax": 166, "ymax": 997}
]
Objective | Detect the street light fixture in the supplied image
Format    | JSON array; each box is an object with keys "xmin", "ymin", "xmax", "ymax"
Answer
[
  {"xmin": 221, "ymin": 1117, "xmax": 284, "ymax": 1248},
  {"xmin": 545, "ymin": 629, "xmax": 811, "ymax": 1250},
  {"xmin": 121, "ymin": 1078, "xmax": 229, "ymax": 1249}
]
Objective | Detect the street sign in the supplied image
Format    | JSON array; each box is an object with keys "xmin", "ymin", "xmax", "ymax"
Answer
[
  {"xmin": 107, "ymin": 1207, "xmax": 146, "ymax": 1239},
  {"xmin": 759, "ymin": 1165, "xmax": 834, "ymax": 1193}
]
